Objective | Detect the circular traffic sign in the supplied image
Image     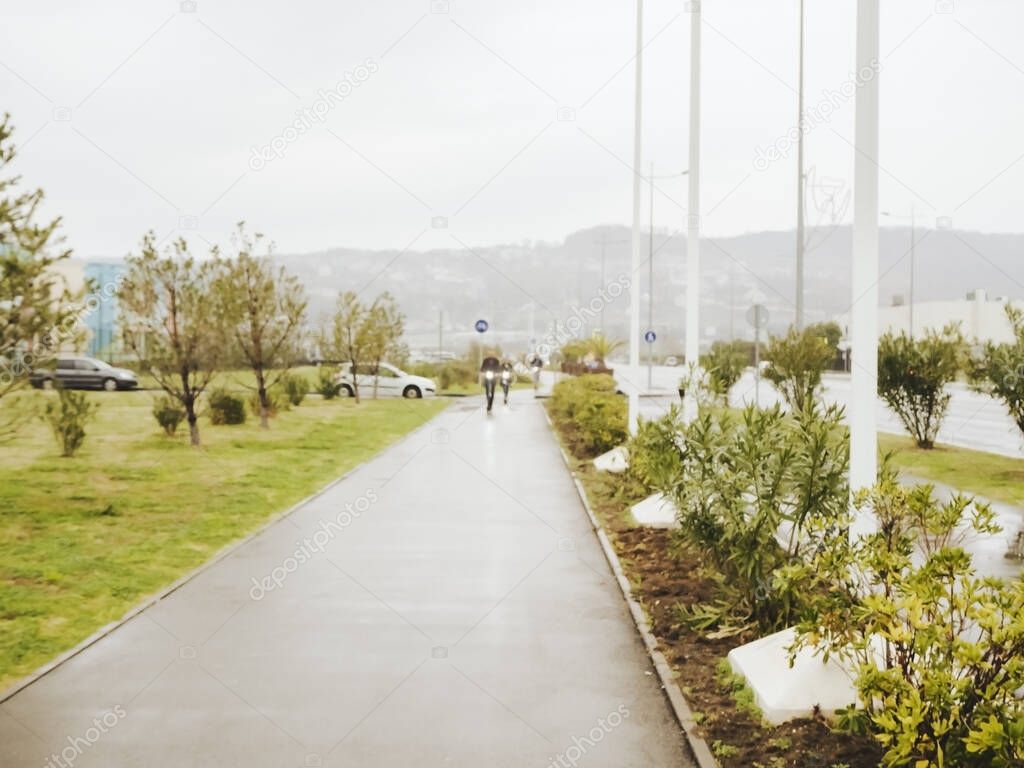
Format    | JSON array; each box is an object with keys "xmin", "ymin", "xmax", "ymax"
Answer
[
  {"xmin": 745, "ymin": 304, "xmax": 769, "ymax": 328},
  {"xmin": 644, "ymin": 330, "xmax": 657, "ymax": 344},
  {"xmin": 475, "ymin": 319, "xmax": 489, "ymax": 333}
]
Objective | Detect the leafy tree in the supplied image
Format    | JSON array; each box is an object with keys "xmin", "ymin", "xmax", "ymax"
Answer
[
  {"xmin": 0, "ymin": 114, "xmax": 81, "ymax": 438},
  {"xmin": 42, "ymin": 387, "xmax": 98, "ymax": 457},
  {"xmin": 325, "ymin": 291, "xmax": 371, "ymax": 403},
  {"xmin": 807, "ymin": 320, "xmax": 842, "ymax": 350},
  {"xmin": 878, "ymin": 324, "xmax": 964, "ymax": 449},
  {"xmin": 363, "ymin": 292, "xmax": 405, "ymax": 398},
  {"xmin": 969, "ymin": 305, "xmax": 1024, "ymax": 440},
  {"xmin": 702, "ymin": 340, "xmax": 749, "ymax": 403},
  {"xmin": 763, "ymin": 325, "xmax": 835, "ymax": 411},
  {"xmin": 118, "ymin": 233, "xmax": 221, "ymax": 446},
  {"xmin": 213, "ymin": 224, "xmax": 307, "ymax": 428}
]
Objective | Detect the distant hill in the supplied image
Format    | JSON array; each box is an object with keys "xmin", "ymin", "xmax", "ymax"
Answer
[{"xmin": 73, "ymin": 224, "xmax": 1024, "ymax": 357}]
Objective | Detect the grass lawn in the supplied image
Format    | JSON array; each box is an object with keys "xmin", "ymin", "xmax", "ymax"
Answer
[
  {"xmin": 881, "ymin": 433, "xmax": 1024, "ymax": 508},
  {"xmin": 0, "ymin": 389, "xmax": 447, "ymax": 692}
]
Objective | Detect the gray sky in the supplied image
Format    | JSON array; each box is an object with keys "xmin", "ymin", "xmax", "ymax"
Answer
[{"xmin": 3, "ymin": 0, "xmax": 1023, "ymax": 259}]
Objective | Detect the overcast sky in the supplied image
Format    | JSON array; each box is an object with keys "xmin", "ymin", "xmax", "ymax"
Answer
[{"xmin": 3, "ymin": 0, "xmax": 1023, "ymax": 259}]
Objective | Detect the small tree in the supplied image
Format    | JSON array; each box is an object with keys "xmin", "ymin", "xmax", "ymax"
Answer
[
  {"xmin": 42, "ymin": 387, "xmax": 98, "ymax": 457},
  {"xmin": 362, "ymin": 292, "xmax": 405, "ymax": 399},
  {"xmin": 213, "ymin": 224, "xmax": 307, "ymax": 428},
  {"xmin": 325, "ymin": 291, "xmax": 370, "ymax": 403},
  {"xmin": 0, "ymin": 114, "xmax": 82, "ymax": 438},
  {"xmin": 586, "ymin": 333, "xmax": 624, "ymax": 367},
  {"xmin": 702, "ymin": 340, "xmax": 749, "ymax": 403},
  {"xmin": 118, "ymin": 233, "xmax": 221, "ymax": 446},
  {"xmin": 878, "ymin": 324, "xmax": 964, "ymax": 449},
  {"xmin": 763, "ymin": 325, "xmax": 835, "ymax": 411},
  {"xmin": 970, "ymin": 305, "xmax": 1024, "ymax": 440}
]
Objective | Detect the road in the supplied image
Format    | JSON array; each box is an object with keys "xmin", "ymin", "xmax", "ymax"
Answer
[
  {"xmin": 615, "ymin": 365, "xmax": 1024, "ymax": 459},
  {"xmin": 0, "ymin": 398, "xmax": 693, "ymax": 768}
]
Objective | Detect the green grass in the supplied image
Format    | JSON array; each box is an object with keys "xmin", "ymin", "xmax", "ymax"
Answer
[
  {"xmin": 0, "ymin": 389, "xmax": 447, "ymax": 691},
  {"xmin": 881, "ymin": 433, "xmax": 1024, "ymax": 508}
]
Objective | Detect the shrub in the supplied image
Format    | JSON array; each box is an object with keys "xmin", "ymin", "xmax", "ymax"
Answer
[
  {"xmin": 208, "ymin": 388, "xmax": 246, "ymax": 425},
  {"xmin": 548, "ymin": 374, "xmax": 626, "ymax": 456},
  {"xmin": 878, "ymin": 324, "xmax": 964, "ymax": 448},
  {"xmin": 702, "ymin": 340, "xmax": 749, "ymax": 402},
  {"xmin": 628, "ymin": 406, "xmax": 686, "ymax": 492},
  {"xmin": 152, "ymin": 395, "xmax": 186, "ymax": 436},
  {"xmin": 969, "ymin": 304, "xmax": 1024, "ymax": 440},
  {"xmin": 248, "ymin": 387, "xmax": 285, "ymax": 418},
  {"xmin": 763, "ymin": 325, "xmax": 836, "ymax": 411},
  {"xmin": 278, "ymin": 371, "xmax": 309, "ymax": 406},
  {"xmin": 315, "ymin": 366, "xmax": 342, "ymax": 400},
  {"xmin": 42, "ymin": 388, "xmax": 98, "ymax": 457},
  {"xmin": 665, "ymin": 403, "xmax": 849, "ymax": 635},
  {"xmin": 791, "ymin": 478, "xmax": 1024, "ymax": 767}
]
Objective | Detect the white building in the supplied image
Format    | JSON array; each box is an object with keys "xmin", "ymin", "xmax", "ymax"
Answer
[{"xmin": 836, "ymin": 288, "xmax": 1022, "ymax": 344}]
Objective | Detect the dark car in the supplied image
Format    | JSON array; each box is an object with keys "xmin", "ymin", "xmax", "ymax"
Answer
[{"xmin": 30, "ymin": 356, "xmax": 139, "ymax": 392}]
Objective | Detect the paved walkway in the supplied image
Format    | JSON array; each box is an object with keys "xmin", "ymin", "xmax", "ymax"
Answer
[{"xmin": 0, "ymin": 397, "xmax": 693, "ymax": 768}]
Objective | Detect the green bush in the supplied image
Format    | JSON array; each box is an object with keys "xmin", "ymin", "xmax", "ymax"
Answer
[
  {"xmin": 42, "ymin": 388, "xmax": 98, "ymax": 457},
  {"xmin": 701, "ymin": 340, "xmax": 749, "ymax": 402},
  {"xmin": 248, "ymin": 387, "xmax": 283, "ymax": 419},
  {"xmin": 549, "ymin": 374, "xmax": 626, "ymax": 456},
  {"xmin": 878, "ymin": 324, "xmax": 964, "ymax": 449},
  {"xmin": 208, "ymin": 388, "xmax": 247, "ymax": 425},
  {"xmin": 969, "ymin": 304, "xmax": 1024, "ymax": 441},
  {"xmin": 764, "ymin": 325, "xmax": 836, "ymax": 411},
  {"xmin": 278, "ymin": 371, "xmax": 309, "ymax": 406},
  {"xmin": 664, "ymin": 403, "xmax": 849, "ymax": 635},
  {"xmin": 315, "ymin": 366, "xmax": 342, "ymax": 400},
  {"xmin": 152, "ymin": 395, "xmax": 186, "ymax": 436},
  {"xmin": 628, "ymin": 407, "xmax": 686, "ymax": 492},
  {"xmin": 791, "ymin": 478, "xmax": 1024, "ymax": 767}
]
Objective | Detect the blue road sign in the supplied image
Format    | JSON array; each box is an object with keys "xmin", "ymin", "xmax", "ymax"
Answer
[
  {"xmin": 644, "ymin": 330, "xmax": 657, "ymax": 343},
  {"xmin": 475, "ymin": 319, "xmax": 489, "ymax": 333}
]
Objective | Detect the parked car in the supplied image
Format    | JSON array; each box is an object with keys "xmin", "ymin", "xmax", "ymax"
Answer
[
  {"xmin": 335, "ymin": 362, "xmax": 435, "ymax": 399},
  {"xmin": 30, "ymin": 356, "xmax": 139, "ymax": 391}
]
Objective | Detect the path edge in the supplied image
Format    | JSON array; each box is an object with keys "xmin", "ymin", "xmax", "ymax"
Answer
[
  {"xmin": 0, "ymin": 404, "xmax": 449, "ymax": 704},
  {"xmin": 543, "ymin": 409, "xmax": 720, "ymax": 768}
]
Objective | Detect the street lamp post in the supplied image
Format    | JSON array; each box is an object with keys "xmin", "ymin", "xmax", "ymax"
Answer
[
  {"xmin": 627, "ymin": 0, "xmax": 645, "ymax": 435},
  {"xmin": 647, "ymin": 165, "xmax": 689, "ymax": 390},
  {"xmin": 881, "ymin": 206, "xmax": 917, "ymax": 338},
  {"xmin": 684, "ymin": 0, "xmax": 702, "ymax": 424}
]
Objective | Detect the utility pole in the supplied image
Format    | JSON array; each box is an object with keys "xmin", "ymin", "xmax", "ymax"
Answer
[
  {"xmin": 438, "ymin": 309, "xmax": 443, "ymax": 361},
  {"xmin": 795, "ymin": 0, "xmax": 806, "ymax": 329},
  {"xmin": 909, "ymin": 203, "xmax": 916, "ymax": 339},
  {"xmin": 648, "ymin": 161, "xmax": 655, "ymax": 390},
  {"xmin": 684, "ymin": 0, "xmax": 701, "ymax": 423},
  {"xmin": 627, "ymin": 0, "xmax": 645, "ymax": 434},
  {"xmin": 600, "ymin": 234, "xmax": 607, "ymax": 336}
]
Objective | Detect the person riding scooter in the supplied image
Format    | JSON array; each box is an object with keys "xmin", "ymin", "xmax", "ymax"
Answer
[
  {"xmin": 480, "ymin": 355, "xmax": 501, "ymax": 412},
  {"xmin": 500, "ymin": 360, "xmax": 514, "ymax": 405}
]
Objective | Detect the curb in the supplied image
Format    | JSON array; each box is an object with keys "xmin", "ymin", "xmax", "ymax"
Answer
[
  {"xmin": 0, "ymin": 405, "xmax": 450, "ymax": 704},
  {"xmin": 543, "ymin": 409, "xmax": 720, "ymax": 768}
]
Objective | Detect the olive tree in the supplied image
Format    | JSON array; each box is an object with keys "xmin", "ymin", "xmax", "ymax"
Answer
[
  {"xmin": 213, "ymin": 224, "xmax": 307, "ymax": 428},
  {"xmin": 970, "ymin": 305, "xmax": 1024, "ymax": 440},
  {"xmin": 878, "ymin": 324, "xmax": 964, "ymax": 449},
  {"xmin": 0, "ymin": 114, "xmax": 81, "ymax": 437},
  {"xmin": 118, "ymin": 233, "xmax": 221, "ymax": 445}
]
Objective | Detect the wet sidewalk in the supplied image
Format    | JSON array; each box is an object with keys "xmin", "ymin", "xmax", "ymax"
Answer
[{"xmin": 0, "ymin": 397, "xmax": 693, "ymax": 768}]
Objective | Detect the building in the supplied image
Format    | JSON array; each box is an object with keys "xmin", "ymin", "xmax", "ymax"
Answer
[
  {"xmin": 836, "ymin": 288, "xmax": 1022, "ymax": 344},
  {"xmin": 81, "ymin": 261, "xmax": 126, "ymax": 360}
]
